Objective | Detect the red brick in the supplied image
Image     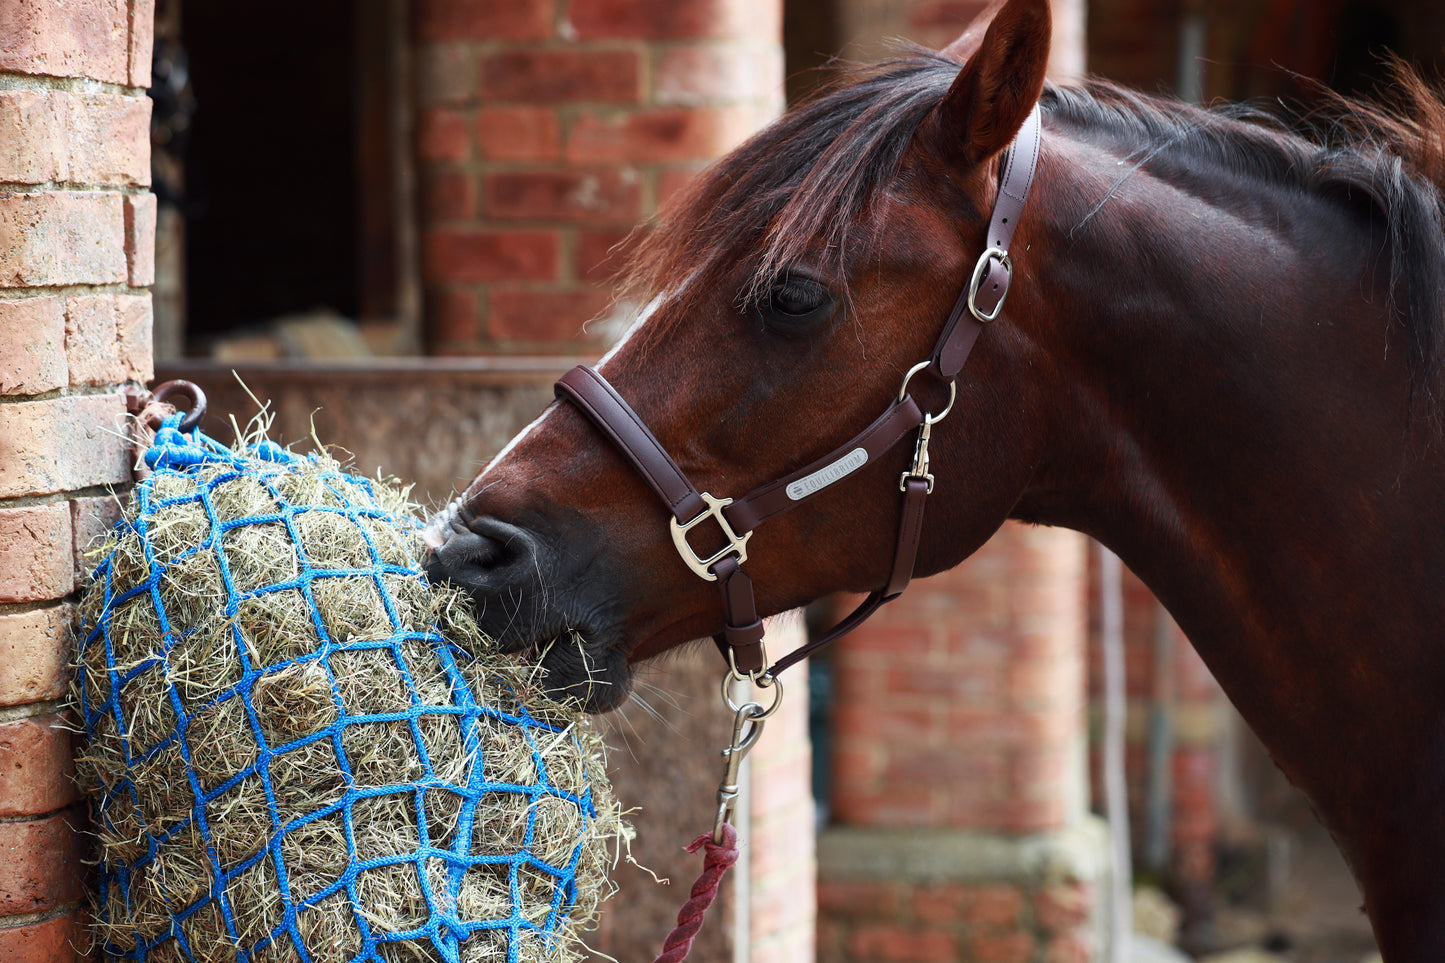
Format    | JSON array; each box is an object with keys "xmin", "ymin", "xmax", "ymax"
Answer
[
  {"xmin": 569, "ymin": 0, "xmax": 777, "ymax": 41},
  {"xmin": 830, "ymin": 786, "xmax": 938, "ymax": 827},
  {"xmin": 817, "ymin": 879, "xmax": 901, "ymax": 917},
  {"xmin": 414, "ymin": 0, "xmax": 555, "ymax": 41},
  {"xmin": 116, "ymin": 293, "xmax": 153, "ymax": 382},
  {"xmin": 1010, "ymin": 747, "xmax": 1072, "ymax": 802},
  {"xmin": 480, "ymin": 49, "xmax": 641, "ymax": 103},
  {"xmin": 476, "ymin": 107, "xmax": 562, "ymax": 161},
  {"xmin": 0, "ymin": 90, "xmax": 63, "ymax": 185},
  {"xmin": 576, "ymin": 228, "xmax": 635, "ymax": 283},
  {"xmin": 61, "ymin": 293, "xmax": 152, "ymax": 387},
  {"xmin": 749, "ymin": 885, "xmax": 814, "ymax": 945},
  {"xmin": 423, "ymin": 229, "xmax": 560, "ymax": 283},
  {"xmin": 0, "ymin": 90, "xmax": 151, "ymax": 186},
  {"xmin": 416, "ymin": 42, "xmax": 477, "ymax": 107},
  {"xmin": 0, "ymin": 715, "xmax": 81, "ymax": 817},
  {"xmin": 424, "ymin": 287, "xmax": 481, "ymax": 344},
  {"xmin": 0, "ymin": 605, "xmax": 74, "ymax": 707},
  {"xmin": 72, "ymin": 494, "xmax": 125, "ymax": 575},
  {"xmin": 484, "ymin": 169, "xmax": 642, "ymax": 224},
  {"xmin": 487, "ymin": 288, "xmax": 613, "ymax": 343},
  {"xmin": 849, "ymin": 923, "xmax": 958, "ymax": 963},
  {"xmin": 0, "ymin": 910, "xmax": 93, "ymax": 963},
  {"xmin": 422, "ymin": 170, "xmax": 477, "ymax": 222},
  {"xmin": 124, "ymin": 192, "xmax": 156, "ymax": 284},
  {"xmin": 417, "ymin": 107, "xmax": 472, "ymax": 163},
  {"xmin": 0, "ymin": 394, "xmax": 131, "ymax": 499},
  {"xmin": 969, "ymin": 931, "xmax": 1034, "ymax": 963},
  {"xmin": 961, "ymin": 884, "xmax": 1026, "ymax": 928},
  {"xmin": 908, "ymin": 0, "xmax": 992, "ymax": 31},
  {"xmin": 0, "ymin": 504, "xmax": 74, "ymax": 603},
  {"xmin": 0, "ymin": 0, "xmax": 130, "ymax": 84},
  {"xmin": 0, "ymin": 296, "xmax": 66, "ymax": 395},
  {"xmin": 64, "ymin": 295, "xmax": 117, "ymax": 386},
  {"xmin": 0, "ymin": 810, "xmax": 89, "ymax": 916},
  {"xmin": 129, "ymin": 0, "xmax": 155, "ymax": 87},
  {"xmin": 654, "ymin": 42, "xmax": 782, "ymax": 105},
  {"xmin": 657, "ymin": 163, "xmax": 707, "ymax": 207},
  {"xmin": 0, "ymin": 192, "xmax": 127, "ymax": 287},
  {"xmin": 1044, "ymin": 931, "xmax": 1094, "ymax": 963},
  {"xmin": 883, "ymin": 664, "xmax": 966, "ymax": 699},
  {"xmin": 835, "ymin": 703, "xmax": 938, "ymax": 744},
  {"xmin": 566, "ymin": 105, "xmax": 756, "ymax": 163}
]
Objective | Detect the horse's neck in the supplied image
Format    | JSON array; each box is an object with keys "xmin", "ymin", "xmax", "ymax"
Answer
[{"xmin": 1015, "ymin": 132, "xmax": 1445, "ymax": 944}]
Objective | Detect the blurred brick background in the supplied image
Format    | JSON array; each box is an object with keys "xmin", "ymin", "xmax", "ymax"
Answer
[{"xmin": 12, "ymin": 0, "xmax": 1441, "ymax": 960}]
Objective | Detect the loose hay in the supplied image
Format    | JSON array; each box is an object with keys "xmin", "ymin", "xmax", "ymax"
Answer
[{"xmin": 75, "ymin": 416, "xmax": 626, "ymax": 963}]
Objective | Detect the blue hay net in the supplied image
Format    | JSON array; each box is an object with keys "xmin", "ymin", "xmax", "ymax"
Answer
[{"xmin": 76, "ymin": 414, "xmax": 602, "ymax": 963}]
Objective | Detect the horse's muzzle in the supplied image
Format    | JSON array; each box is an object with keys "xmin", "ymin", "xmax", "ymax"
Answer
[
  {"xmin": 424, "ymin": 505, "xmax": 540, "ymax": 600},
  {"xmin": 423, "ymin": 502, "xmax": 633, "ymax": 712}
]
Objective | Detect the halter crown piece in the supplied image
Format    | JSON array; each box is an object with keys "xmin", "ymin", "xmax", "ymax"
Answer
[{"xmin": 555, "ymin": 103, "xmax": 1043, "ymax": 683}]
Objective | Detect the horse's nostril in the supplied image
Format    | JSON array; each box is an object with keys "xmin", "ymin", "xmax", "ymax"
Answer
[{"xmin": 426, "ymin": 516, "xmax": 541, "ymax": 591}]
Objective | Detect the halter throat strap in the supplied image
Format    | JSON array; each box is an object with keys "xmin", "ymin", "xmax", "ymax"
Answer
[{"xmin": 554, "ymin": 103, "xmax": 1042, "ymax": 680}]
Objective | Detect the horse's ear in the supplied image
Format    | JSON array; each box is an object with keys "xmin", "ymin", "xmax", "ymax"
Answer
[{"xmin": 924, "ymin": 0, "xmax": 1051, "ymax": 167}]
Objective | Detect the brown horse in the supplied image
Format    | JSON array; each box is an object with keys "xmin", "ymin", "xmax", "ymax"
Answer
[{"xmin": 426, "ymin": 0, "xmax": 1445, "ymax": 954}]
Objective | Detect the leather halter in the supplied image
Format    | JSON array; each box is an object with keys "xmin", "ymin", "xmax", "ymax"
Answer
[{"xmin": 555, "ymin": 104, "xmax": 1043, "ymax": 682}]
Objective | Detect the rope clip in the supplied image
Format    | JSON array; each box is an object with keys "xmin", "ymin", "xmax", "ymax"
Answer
[{"xmin": 713, "ymin": 699, "xmax": 769, "ymax": 844}]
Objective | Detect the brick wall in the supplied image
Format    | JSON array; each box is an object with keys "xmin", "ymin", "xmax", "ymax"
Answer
[
  {"xmin": 0, "ymin": 1, "xmax": 154, "ymax": 959},
  {"xmin": 821, "ymin": 524, "xmax": 1103, "ymax": 963},
  {"xmin": 413, "ymin": 0, "xmax": 783, "ymax": 354}
]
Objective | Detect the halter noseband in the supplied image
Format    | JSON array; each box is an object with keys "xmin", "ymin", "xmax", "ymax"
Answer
[{"xmin": 555, "ymin": 104, "xmax": 1042, "ymax": 684}]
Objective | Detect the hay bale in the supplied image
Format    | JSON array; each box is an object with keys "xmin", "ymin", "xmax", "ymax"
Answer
[{"xmin": 74, "ymin": 418, "xmax": 626, "ymax": 963}]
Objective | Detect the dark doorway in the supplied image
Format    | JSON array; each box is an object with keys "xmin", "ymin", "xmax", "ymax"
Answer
[{"xmin": 180, "ymin": 0, "xmax": 361, "ymax": 347}]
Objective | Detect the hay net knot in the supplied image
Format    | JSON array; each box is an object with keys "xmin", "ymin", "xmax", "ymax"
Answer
[{"xmin": 76, "ymin": 414, "xmax": 616, "ymax": 963}]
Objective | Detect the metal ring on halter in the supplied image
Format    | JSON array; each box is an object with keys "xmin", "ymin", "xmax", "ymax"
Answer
[
  {"xmin": 896, "ymin": 360, "xmax": 957, "ymax": 425},
  {"xmin": 721, "ymin": 671, "xmax": 784, "ymax": 720}
]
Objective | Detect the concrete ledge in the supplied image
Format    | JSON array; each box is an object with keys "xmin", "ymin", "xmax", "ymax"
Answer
[{"xmin": 818, "ymin": 816, "xmax": 1112, "ymax": 885}]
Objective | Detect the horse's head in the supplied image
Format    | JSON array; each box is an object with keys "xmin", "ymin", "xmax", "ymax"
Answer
[{"xmin": 427, "ymin": 0, "xmax": 1055, "ymax": 711}]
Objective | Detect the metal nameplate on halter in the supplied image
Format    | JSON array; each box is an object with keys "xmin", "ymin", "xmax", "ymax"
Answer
[
  {"xmin": 785, "ymin": 447, "xmax": 868, "ymax": 501},
  {"xmin": 671, "ymin": 492, "xmax": 752, "ymax": 582}
]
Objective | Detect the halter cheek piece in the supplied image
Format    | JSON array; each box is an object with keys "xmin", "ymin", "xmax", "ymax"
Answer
[{"xmin": 555, "ymin": 104, "xmax": 1042, "ymax": 684}]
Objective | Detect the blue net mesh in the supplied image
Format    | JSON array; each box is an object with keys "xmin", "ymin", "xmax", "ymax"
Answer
[{"xmin": 75, "ymin": 416, "xmax": 615, "ymax": 963}]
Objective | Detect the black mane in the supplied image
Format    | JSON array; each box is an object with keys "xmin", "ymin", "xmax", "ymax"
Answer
[
  {"xmin": 622, "ymin": 51, "xmax": 1445, "ymax": 382},
  {"xmin": 1045, "ymin": 75, "xmax": 1445, "ymax": 384}
]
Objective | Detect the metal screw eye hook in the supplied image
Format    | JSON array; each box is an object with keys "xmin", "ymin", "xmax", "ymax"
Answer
[{"xmin": 147, "ymin": 380, "xmax": 208, "ymax": 432}]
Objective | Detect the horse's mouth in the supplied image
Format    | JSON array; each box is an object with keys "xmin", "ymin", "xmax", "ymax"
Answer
[{"xmin": 493, "ymin": 625, "xmax": 633, "ymax": 714}]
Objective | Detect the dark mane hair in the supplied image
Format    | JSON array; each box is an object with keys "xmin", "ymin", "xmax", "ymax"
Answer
[
  {"xmin": 620, "ymin": 50, "xmax": 1445, "ymax": 381},
  {"xmin": 1044, "ymin": 65, "xmax": 1445, "ymax": 384},
  {"xmin": 620, "ymin": 52, "xmax": 963, "ymax": 323}
]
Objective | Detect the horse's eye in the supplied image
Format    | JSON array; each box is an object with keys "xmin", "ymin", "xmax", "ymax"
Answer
[{"xmin": 759, "ymin": 274, "xmax": 833, "ymax": 333}]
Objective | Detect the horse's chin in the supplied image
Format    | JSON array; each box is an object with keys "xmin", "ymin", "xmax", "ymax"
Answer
[{"xmin": 530, "ymin": 632, "xmax": 634, "ymax": 714}]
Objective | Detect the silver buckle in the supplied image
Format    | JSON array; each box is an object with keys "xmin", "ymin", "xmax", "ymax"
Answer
[
  {"xmin": 967, "ymin": 246, "xmax": 1012, "ymax": 322},
  {"xmin": 670, "ymin": 492, "xmax": 752, "ymax": 582}
]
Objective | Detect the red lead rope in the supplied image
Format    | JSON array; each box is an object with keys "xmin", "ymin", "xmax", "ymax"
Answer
[{"xmin": 651, "ymin": 823, "xmax": 741, "ymax": 963}]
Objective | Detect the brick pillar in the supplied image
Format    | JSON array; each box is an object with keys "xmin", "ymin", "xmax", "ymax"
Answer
[
  {"xmin": 0, "ymin": 1, "xmax": 155, "ymax": 959},
  {"xmin": 1087, "ymin": 565, "xmax": 1223, "ymax": 933},
  {"xmin": 412, "ymin": 0, "xmax": 783, "ymax": 354},
  {"xmin": 746, "ymin": 620, "xmax": 817, "ymax": 963},
  {"xmin": 816, "ymin": 5, "xmax": 1101, "ymax": 961},
  {"xmin": 819, "ymin": 525, "xmax": 1103, "ymax": 963}
]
